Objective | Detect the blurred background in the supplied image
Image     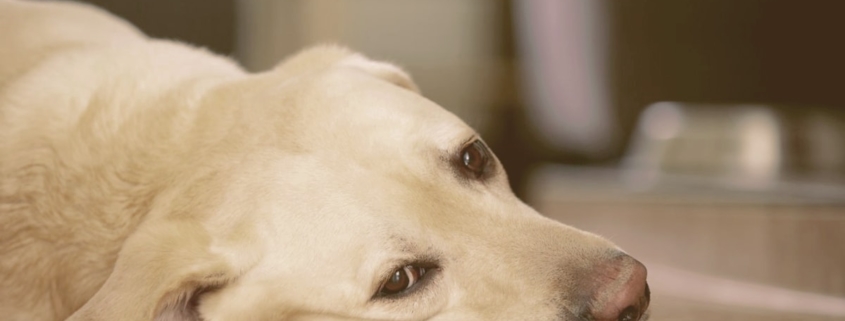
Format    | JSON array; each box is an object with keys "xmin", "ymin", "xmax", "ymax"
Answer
[{"xmin": 78, "ymin": 0, "xmax": 845, "ymax": 319}]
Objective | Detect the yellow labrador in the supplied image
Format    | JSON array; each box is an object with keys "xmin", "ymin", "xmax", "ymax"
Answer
[{"xmin": 0, "ymin": 1, "xmax": 649, "ymax": 320}]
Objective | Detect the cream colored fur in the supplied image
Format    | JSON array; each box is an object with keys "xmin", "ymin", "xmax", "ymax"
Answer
[{"xmin": 0, "ymin": 1, "xmax": 637, "ymax": 321}]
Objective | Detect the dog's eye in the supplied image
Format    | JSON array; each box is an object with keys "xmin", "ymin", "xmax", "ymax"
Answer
[
  {"xmin": 378, "ymin": 265, "xmax": 428, "ymax": 296},
  {"xmin": 459, "ymin": 139, "xmax": 490, "ymax": 178}
]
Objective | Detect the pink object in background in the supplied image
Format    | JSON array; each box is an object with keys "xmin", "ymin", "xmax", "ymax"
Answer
[{"xmin": 515, "ymin": 0, "xmax": 614, "ymax": 157}]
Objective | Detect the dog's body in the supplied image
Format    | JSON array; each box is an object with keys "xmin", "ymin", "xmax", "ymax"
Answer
[{"xmin": 0, "ymin": 1, "xmax": 649, "ymax": 321}]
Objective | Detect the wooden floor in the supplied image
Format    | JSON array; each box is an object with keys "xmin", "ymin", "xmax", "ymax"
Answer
[{"xmin": 527, "ymin": 165, "xmax": 845, "ymax": 321}]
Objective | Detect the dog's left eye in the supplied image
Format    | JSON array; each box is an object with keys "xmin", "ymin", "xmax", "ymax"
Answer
[
  {"xmin": 378, "ymin": 265, "xmax": 428, "ymax": 296},
  {"xmin": 458, "ymin": 139, "xmax": 490, "ymax": 178}
]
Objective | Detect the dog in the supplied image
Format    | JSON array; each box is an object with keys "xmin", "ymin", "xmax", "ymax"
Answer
[{"xmin": 0, "ymin": 1, "xmax": 650, "ymax": 320}]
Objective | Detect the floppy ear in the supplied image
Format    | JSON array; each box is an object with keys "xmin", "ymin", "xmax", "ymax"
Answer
[
  {"xmin": 65, "ymin": 220, "xmax": 236, "ymax": 321},
  {"xmin": 272, "ymin": 45, "xmax": 420, "ymax": 93}
]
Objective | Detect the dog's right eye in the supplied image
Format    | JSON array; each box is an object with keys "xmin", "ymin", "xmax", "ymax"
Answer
[{"xmin": 378, "ymin": 265, "xmax": 428, "ymax": 296}]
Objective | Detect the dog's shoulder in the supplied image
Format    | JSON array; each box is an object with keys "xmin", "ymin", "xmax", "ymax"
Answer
[{"xmin": 0, "ymin": 3, "xmax": 245, "ymax": 319}]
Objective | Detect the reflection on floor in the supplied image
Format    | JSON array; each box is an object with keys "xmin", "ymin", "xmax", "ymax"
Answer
[{"xmin": 527, "ymin": 165, "xmax": 845, "ymax": 321}]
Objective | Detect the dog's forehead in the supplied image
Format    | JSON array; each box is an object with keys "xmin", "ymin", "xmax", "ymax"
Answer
[{"xmin": 296, "ymin": 68, "xmax": 475, "ymax": 149}]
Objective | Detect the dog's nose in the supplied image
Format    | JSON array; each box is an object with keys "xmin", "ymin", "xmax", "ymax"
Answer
[{"xmin": 585, "ymin": 254, "xmax": 650, "ymax": 321}]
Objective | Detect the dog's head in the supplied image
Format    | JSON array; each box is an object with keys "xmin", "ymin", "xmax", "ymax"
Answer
[{"xmin": 73, "ymin": 46, "xmax": 649, "ymax": 321}]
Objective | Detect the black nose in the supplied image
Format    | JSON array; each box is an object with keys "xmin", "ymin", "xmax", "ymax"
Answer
[{"xmin": 584, "ymin": 254, "xmax": 650, "ymax": 321}]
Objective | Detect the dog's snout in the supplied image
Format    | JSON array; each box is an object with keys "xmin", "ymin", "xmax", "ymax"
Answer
[{"xmin": 583, "ymin": 254, "xmax": 650, "ymax": 321}]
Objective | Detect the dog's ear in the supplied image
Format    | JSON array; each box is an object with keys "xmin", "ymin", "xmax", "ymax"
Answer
[
  {"xmin": 272, "ymin": 45, "xmax": 420, "ymax": 93},
  {"xmin": 65, "ymin": 221, "xmax": 237, "ymax": 321}
]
